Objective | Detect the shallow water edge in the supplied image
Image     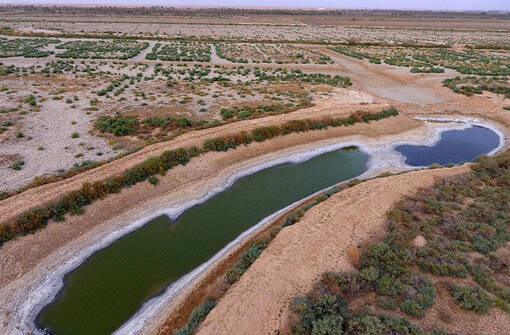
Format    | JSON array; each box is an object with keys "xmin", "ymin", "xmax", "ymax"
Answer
[{"xmin": 23, "ymin": 116, "xmax": 506, "ymax": 335}]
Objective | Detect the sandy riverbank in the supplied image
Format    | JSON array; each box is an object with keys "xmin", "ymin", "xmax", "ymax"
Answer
[
  {"xmin": 0, "ymin": 110, "xmax": 417, "ymax": 335},
  {"xmin": 0, "ymin": 114, "xmax": 504, "ymax": 335},
  {"xmin": 144, "ymin": 117, "xmax": 508, "ymax": 335},
  {"xmin": 0, "ymin": 101, "xmax": 394, "ymax": 226},
  {"xmin": 194, "ymin": 166, "xmax": 475, "ymax": 335},
  {"xmin": 194, "ymin": 133, "xmax": 510, "ymax": 335}
]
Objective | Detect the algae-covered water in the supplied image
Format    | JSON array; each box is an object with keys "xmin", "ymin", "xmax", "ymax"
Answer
[{"xmin": 38, "ymin": 148, "xmax": 369, "ymax": 335}]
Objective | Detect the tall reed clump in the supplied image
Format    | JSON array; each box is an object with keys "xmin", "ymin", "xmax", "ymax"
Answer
[{"xmin": 0, "ymin": 108, "xmax": 399, "ymax": 246}]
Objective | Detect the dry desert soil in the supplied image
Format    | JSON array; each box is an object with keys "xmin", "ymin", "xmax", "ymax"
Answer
[{"xmin": 1, "ymin": 9, "xmax": 510, "ymax": 335}]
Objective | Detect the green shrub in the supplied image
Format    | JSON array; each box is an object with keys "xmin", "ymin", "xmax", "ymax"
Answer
[
  {"xmin": 376, "ymin": 296, "xmax": 396, "ymax": 310},
  {"xmin": 225, "ymin": 240, "xmax": 267, "ymax": 284},
  {"xmin": 289, "ymin": 151, "xmax": 510, "ymax": 335},
  {"xmin": 148, "ymin": 176, "xmax": 159, "ymax": 185},
  {"xmin": 346, "ymin": 315, "xmax": 385, "ymax": 335},
  {"xmin": 11, "ymin": 160, "xmax": 24, "ymax": 171},
  {"xmin": 311, "ymin": 314, "xmax": 344, "ymax": 335},
  {"xmin": 174, "ymin": 299, "xmax": 215, "ymax": 335},
  {"xmin": 71, "ymin": 132, "xmax": 79, "ymax": 138},
  {"xmin": 95, "ymin": 114, "xmax": 139, "ymax": 136},
  {"xmin": 400, "ymin": 299, "xmax": 425, "ymax": 317},
  {"xmin": 220, "ymin": 108, "xmax": 233, "ymax": 119},
  {"xmin": 237, "ymin": 110, "xmax": 251, "ymax": 119},
  {"xmin": 0, "ymin": 109, "xmax": 399, "ymax": 247},
  {"xmin": 451, "ymin": 285, "xmax": 493, "ymax": 314},
  {"xmin": 291, "ymin": 297, "xmax": 310, "ymax": 314}
]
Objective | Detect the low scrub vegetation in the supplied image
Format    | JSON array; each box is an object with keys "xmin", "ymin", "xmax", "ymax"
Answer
[
  {"xmin": 215, "ymin": 42, "xmax": 333, "ymax": 65},
  {"xmin": 226, "ymin": 239, "xmax": 269, "ymax": 284},
  {"xmin": 55, "ymin": 39, "xmax": 149, "ymax": 59},
  {"xmin": 220, "ymin": 101, "xmax": 312, "ymax": 121},
  {"xmin": 94, "ymin": 114, "xmax": 140, "ymax": 136},
  {"xmin": 331, "ymin": 45, "xmax": 510, "ymax": 76},
  {"xmin": 146, "ymin": 41, "xmax": 211, "ymax": 62},
  {"xmin": 443, "ymin": 76, "xmax": 510, "ymax": 98},
  {"xmin": 289, "ymin": 150, "xmax": 510, "ymax": 334},
  {"xmin": 204, "ymin": 107, "xmax": 398, "ymax": 152},
  {"xmin": 0, "ymin": 37, "xmax": 59, "ymax": 58},
  {"xmin": 174, "ymin": 300, "xmax": 216, "ymax": 335},
  {"xmin": 449, "ymin": 284, "xmax": 494, "ymax": 314},
  {"xmin": 0, "ymin": 107, "xmax": 398, "ymax": 249}
]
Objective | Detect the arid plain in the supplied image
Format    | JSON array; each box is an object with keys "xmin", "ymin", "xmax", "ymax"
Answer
[{"xmin": 1, "ymin": 6, "xmax": 510, "ymax": 335}]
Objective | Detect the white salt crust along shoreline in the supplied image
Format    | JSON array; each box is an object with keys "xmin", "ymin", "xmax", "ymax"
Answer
[{"xmin": 2, "ymin": 116, "xmax": 505, "ymax": 335}]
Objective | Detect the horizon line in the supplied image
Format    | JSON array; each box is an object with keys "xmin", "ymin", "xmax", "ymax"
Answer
[{"xmin": 1, "ymin": 3, "xmax": 510, "ymax": 12}]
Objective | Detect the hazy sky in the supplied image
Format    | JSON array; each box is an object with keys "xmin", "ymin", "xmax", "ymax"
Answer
[{"xmin": 8, "ymin": 0, "xmax": 510, "ymax": 11}]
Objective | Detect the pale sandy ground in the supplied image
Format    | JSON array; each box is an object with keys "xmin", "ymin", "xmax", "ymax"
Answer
[
  {"xmin": 194, "ymin": 165, "xmax": 510, "ymax": 335},
  {"xmin": 0, "ymin": 113, "xmax": 506, "ymax": 335},
  {"xmin": 195, "ymin": 167, "xmax": 465, "ymax": 334},
  {"xmin": 0, "ymin": 101, "xmax": 395, "ymax": 226},
  {"xmin": 1, "ymin": 38, "xmax": 510, "ymax": 335},
  {"xmin": 0, "ymin": 113, "xmax": 428, "ymax": 335},
  {"xmin": 4, "ymin": 18, "xmax": 510, "ymax": 45}
]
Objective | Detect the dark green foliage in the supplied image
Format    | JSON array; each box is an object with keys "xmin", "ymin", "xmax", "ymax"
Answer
[
  {"xmin": 333, "ymin": 45, "xmax": 510, "ymax": 76},
  {"xmin": 11, "ymin": 160, "xmax": 24, "ymax": 171},
  {"xmin": 376, "ymin": 296, "xmax": 396, "ymax": 311},
  {"xmin": 143, "ymin": 116, "xmax": 193, "ymax": 131},
  {"xmin": 443, "ymin": 76, "xmax": 510, "ymax": 98},
  {"xmin": 0, "ymin": 109, "xmax": 399, "ymax": 247},
  {"xmin": 94, "ymin": 114, "xmax": 139, "ymax": 136},
  {"xmin": 174, "ymin": 299, "xmax": 215, "ymax": 335},
  {"xmin": 0, "ymin": 37, "xmax": 60, "ymax": 58},
  {"xmin": 291, "ymin": 151, "xmax": 510, "ymax": 333},
  {"xmin": 400, "ymin": 299, "xmax": 425, "ymax": 317},
  {"xmin": 146, "ymin": 42, "xmax": 211, "ymax": 62},
  {"xmin": 148, "ymin": 176, "xmax": 159, "ymax": 185},
  {"xmin": 56, "ymin": 40, "xmax": 149, "ymax": 60},
  {"xmin": 310, "ymin": 314, "xmax": 344, "ymax": 335},
  {"xmin": 226, "ymin": 239, "xmax": 268, "ymax": 284},
  {"xmin": 24, "ymin": 94, "xmax": 37, "ymax": 106},
  {"xmin": 346, "ymin": 315, "xmax": 385, "ymax": 335},
  {"xmin": 0, "ymin": 147, "xmax": 190, "ymax": 245},
  {"xmin": 204, "ymin": 108, "xmax": 399, "ymax": 152},
  {"xmin": 450, "ymin": 285, "xmax": 493, "ymax": 314},
  {"xmin": 252, "ymin": 125, "xmax": 281, "ymax": 142},
  {"xmin": 290, "ymin": 294, "xmax": 346, "ymax": 335},
  {"xmin": 291, "ymin": 293, "xmax": 427, "ymax": 335},
  {"xmin": 253, "ymin": 68, "xmax": 352, "ymax": 87},
  {"xmin": 219, "ymin": 102, "xmax": 312, "ymax": 121}
]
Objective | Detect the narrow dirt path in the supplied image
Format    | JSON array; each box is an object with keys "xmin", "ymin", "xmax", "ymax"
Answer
[
  {"xmin": 131, "ymin": 40, "xmax": 155, "ymax": 61},
  {"xmin": 209, "ymin": 44, "xmax": 230, "ymax": 66},
  {"xmin": 319, "ymin": 47, "xmax": 449, "ymax": 104}
]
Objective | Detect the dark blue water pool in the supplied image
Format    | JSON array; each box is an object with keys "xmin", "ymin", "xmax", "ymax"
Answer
[{"xmin": 395, "ymin": 125, "xmax": 500, "ymax": 167}]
